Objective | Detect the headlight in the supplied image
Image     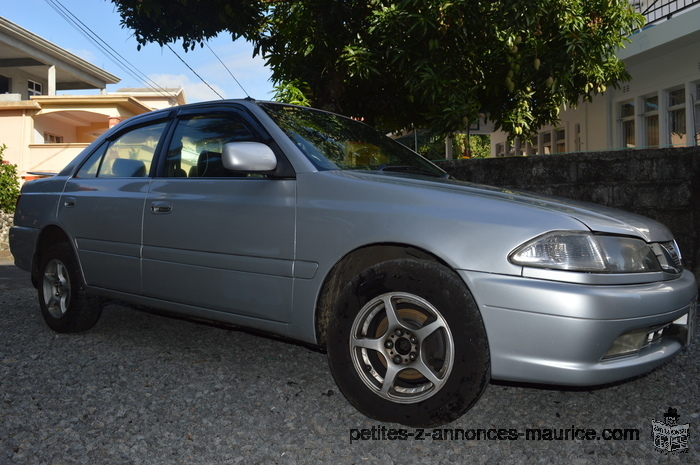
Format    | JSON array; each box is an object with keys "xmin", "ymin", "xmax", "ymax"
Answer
[{"xmin": 509, "ymin": 231, "xmax": 661, "ymax": 273}]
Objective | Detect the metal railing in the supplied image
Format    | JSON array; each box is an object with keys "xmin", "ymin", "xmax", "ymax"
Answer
[{"xmin": 633, "ymin": 0, "xmax": 700, "ymax": 25}]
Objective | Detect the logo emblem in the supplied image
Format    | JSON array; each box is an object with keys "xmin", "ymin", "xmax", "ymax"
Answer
[{"xmin": 651, "ymin": 407, "xmax": 689, "ymax": 454}]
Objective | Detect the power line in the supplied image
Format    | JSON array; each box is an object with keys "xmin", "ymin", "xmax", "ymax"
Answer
[
  {"xmin": 43, "ymin": 0, "xmax": 174, "ymax": 97},
  {"xmin": 166, "ymin": 44, "xmax": 224, "ymax": 100},
  {"xmin": 46, "ymin": 0, "xmax": 239, "ymax": 102},
  {"xmin": 205, "ymin": 42, "xmax": 250, "ymax": 98}
]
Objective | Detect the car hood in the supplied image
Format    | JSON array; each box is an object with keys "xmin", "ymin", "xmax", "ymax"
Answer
[{"xmin": 345, "ymin": 171, "xmax": 673, "ymax": 243}]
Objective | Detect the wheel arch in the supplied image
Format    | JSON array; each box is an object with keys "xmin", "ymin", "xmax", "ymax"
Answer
[
  {"xmin": 314, "ymin": 243, "xmax": 453, "ymax": 349},
  {"xmin": 31, "ymin": 225, "xmax": 73, "ymax": 287}
]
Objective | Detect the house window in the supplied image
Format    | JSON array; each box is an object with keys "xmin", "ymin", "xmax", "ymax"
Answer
[
  {"xmin": 668, "ymin": 87, "xmax": 686, "ymax": 147},
  {"xmin": 495, "ymin": 142, "xmax": 505, "ymax": 157},
  {"xmin": 620, "ymin": 101, "xmax": 635, "ymax": 148},
  {"xmin": 643, "ymin": 94, "xmax": 659, "ymax": 148},
  {"xmin": 555, "ymin": 129, "xmax": 566, "ymax": 153},
  {"xmin": 44, "ymin": 133, "xmax": 64, "ymax": 143},
  {"xmin": 28, "ymin": 80, "xmax": 42, "ymax": 98},
  {"xmin": 532, "ymin": 137, "xmax": 543, "ymax": 155},
  {"xmin": 524, "ymin": 140, "xmax": 535, "ymax": 156},
  {"xmin": 574, "ymin": 123, "xmax": 582, "ymax": 152},
  {"xmin": 0, "ymin": 75, "xmax": 10, "ymax": 94},
  {"xmin": 541, "ymin": 131, "xmax": 552, "ymax": 154}
]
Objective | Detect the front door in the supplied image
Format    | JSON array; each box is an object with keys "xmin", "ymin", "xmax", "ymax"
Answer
[{"xmin": 141, "ymin": 109, "xmax": 296, "ymax": 322}]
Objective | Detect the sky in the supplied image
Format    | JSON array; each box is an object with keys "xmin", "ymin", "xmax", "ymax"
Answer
[{"xmin": 2, "ymin": 0, "xmax": 276, "ymax": 102}]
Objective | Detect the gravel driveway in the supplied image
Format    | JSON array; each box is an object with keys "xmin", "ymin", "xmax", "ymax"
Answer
[{"xmin": 1, "ymin": 262, "xmax": 697, "ymax": 464}]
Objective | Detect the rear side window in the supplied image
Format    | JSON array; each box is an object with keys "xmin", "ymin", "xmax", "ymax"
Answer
[{"xmin": 76, "ymin": 121, "xmax": 168, "ymax": 178}]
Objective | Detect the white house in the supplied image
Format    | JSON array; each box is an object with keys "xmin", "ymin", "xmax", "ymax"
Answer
[{"xmin": 490, "ymin": 1, "xmax": 700, "ymax": 157}]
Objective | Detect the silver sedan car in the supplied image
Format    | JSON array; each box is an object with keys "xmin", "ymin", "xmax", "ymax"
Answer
[{"xmin": 10, "ymin": 100, "xmax": 697, "ymax": 427}]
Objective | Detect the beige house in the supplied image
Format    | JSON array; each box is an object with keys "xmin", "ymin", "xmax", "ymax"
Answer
[{"xmin": 0, "ymin": 16, "xmax": 185, "ymax": 180}]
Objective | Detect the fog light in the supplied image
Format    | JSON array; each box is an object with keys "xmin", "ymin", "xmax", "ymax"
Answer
[
  {"xmin": 603, "ymin": 329, "xmax": 649, "ymax": 359},
  {"xmin": 603, "ymin": 325, "xmax": 670, "ymax": 360}
]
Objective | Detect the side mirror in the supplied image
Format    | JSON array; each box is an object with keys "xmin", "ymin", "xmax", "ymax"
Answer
[{"xmin": 222, "ymin": 142, "xmax": 277, "ymax": 173}]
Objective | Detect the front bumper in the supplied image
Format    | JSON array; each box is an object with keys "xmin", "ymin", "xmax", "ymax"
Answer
[{"xmin": 459, "ymin": 269, "xmax": 697, "ymax": 386}]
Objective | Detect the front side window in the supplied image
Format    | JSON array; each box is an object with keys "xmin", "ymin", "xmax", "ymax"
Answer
[
  {"xmin": 261, "ymin": 103, "xmax": 444, "ymax": 177},
  {"xmin": 163, "ymin": 114, "xmax": 258, "ymax": 177},
  {"xmin": 76, "ymin": 121, "xmax": 167, "ymax": 178}
]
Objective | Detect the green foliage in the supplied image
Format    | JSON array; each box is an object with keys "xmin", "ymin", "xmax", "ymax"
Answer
[
  {"xmin": 397, "ymin": 132, "xmax": 490, "ymax": 160},
  {"xmin": 452, "ymin": 134, "xmax": 490, "ymax": 159},
  {"xmin": 112, "ymin": 0, "xmax": 644, "ymax": 139},
  {"xmin": 272, "ymin": 80, "xmax": 312, "ymax": 106},
  {"xmin": 0, "ymin": 144, "xmax": 20, "ymax": 213},
  {"xmin": 416, "ymin": 138, "xmax": 445, "ymax": 160},
  {"xmin": 112, "ymin": 0, "xmax": 264, "ymax": 49}
]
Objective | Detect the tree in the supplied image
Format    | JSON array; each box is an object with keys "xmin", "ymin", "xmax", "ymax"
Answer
[
  {"xmin": 272, "ymin": 80, "xmax": 312, "ymax": 107},
  {"xmin": 112, "ymin": 0, "xmax": 644, "ymax": 139}
]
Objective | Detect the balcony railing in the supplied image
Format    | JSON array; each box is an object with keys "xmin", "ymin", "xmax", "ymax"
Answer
[{"xmin": 634, "ymin": 0, "xmax": 700, "ymax": 25}]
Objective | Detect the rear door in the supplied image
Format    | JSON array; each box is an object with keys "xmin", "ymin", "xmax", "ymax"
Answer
[
  {"xmin": 141, "ymin": 105, "xmax": 297, "ymax": 322},
  {"xmin": 58, "ymin": 117, "xmax": 169, "ymax": 294}
]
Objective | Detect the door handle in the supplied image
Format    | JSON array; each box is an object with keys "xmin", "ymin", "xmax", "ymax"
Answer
[
  {"xmin": 63, "ymin": 197, "xmax": 76, "ymax": 208},
  {"xmin": 150, "ymin": 201, "xmax": 172, "ymax": 214}
]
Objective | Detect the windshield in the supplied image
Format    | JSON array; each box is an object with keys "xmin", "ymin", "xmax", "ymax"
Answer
[{"xmin": 260, "ymin": 103, "xmax": 446, "ymax": 177}]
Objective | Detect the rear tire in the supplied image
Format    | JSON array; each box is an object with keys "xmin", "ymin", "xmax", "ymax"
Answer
[
  {"xmin": 327, "ymin": 259, "xmax": 490, "ymax": 427},
  {"xmin": 38, "ymin": 243, "xmax": 103, "ymax": 333}
]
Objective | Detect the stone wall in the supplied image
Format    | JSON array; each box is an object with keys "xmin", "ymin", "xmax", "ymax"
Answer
[
  {"xmin": 0, "ymin": 211, "xmax": 13, "ymax": 256},
  {"xmin": 436, "ymin": 146, "xmax": 700, "ymax": 281}
]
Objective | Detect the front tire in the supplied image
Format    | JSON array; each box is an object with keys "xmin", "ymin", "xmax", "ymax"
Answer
[
  {"xmin": 327, "ymin": 259, "xmax": 490, "ymax": 427},
  {"xmin": 38, "ymin": 243, "xmax": 103, "ymax": 333}
]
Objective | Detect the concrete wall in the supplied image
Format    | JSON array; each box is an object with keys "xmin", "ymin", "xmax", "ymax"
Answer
[{"xmin": 436, "ymin": 147, "xmax": 700, "ymax": 281}]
